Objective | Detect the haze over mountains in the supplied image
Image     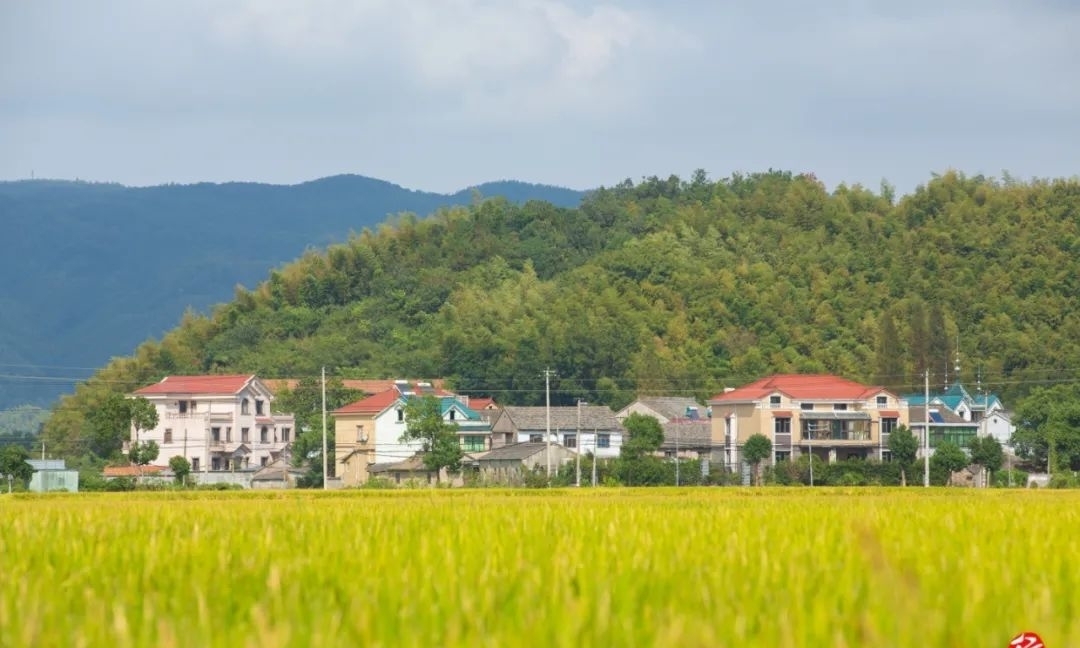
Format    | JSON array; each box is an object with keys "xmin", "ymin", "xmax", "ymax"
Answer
[{"xmin": 0, "ymin": 175, "xmax": 585, "ymax": 409}]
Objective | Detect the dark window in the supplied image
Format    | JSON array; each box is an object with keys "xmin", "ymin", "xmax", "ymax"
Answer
[
  {"xmin": 260, "ymin": 426, "xmax": 268, "ymax": 443},
  {"xmin": 261, "ymin": 456, "xmax": 268, "ymax": 467},
  {"xmin": 462, "ymin": 436, "xmax": 485, "ymax": 452},
  {"xmin": 241, "ymin": 399, "xmax": 249, "ymax": 415},
  {"xmin": 396, "ymin": 408, "xmax": 404, "ymax": 422},
  {"xmin": 800, "ymin": 403, "xmax": 814, "ymax": 411},
  {"xmin": 226, "ymin": 427, "xmax": 232, "ymax": 442},
  {"xmin": 282, "ymin": 427, "xmax": 290, "ymax": 442},
  {"xmin": 211, "ymin": 427, "xmax": 221, "ymax": 442},
  {"xmin": 876, "ymin": 396, "xmax": 888, "ymax": 407},
  {"xmin": 242, "ymin": 427, "xmax": 250, "ymax": 443},
  {"xmin": 833, "ymin": 403, "xmax": 848, "ymax": 411},
  {"xmin": 775, "ymin": 451, "xmax": 791, "ymax": 462},
  {"xmin": 564, "ymin": 434, "xmax": 577, "ymax": 448},
  {"xmin": 881, "ymin": 418, "xmax": 898, "ymax": 435},
  {"xmin": 164, "ymin": 429, "xmax": 173, "ymax": 444},
  {"xmin": 769, "ymin": 395, "xmax": 781, "ymax": 407},
  {"xmin": 529, "ymin": 434, "xmax": 543, "ymax": 443},
  {"xmin": 191, "ymin": 458, "xmax": 199, "ymax": 472},
  {"xmin": 598, "ymin": 434, "xmax": 611, "ymax": 449},
  {"xmin": 774, "ymin": 418, "xmax": 791, "ymax": 434},
  {"xmin": 178, "ymin": 400, "xmax": 188, "ymax": 414},
  {"xmin": 211, "ymin": 457, "xmax": 221, "ymax": 471},
  {"xmin": 255, "ymin": 400, "xmax": 264, "ymax": 415}
]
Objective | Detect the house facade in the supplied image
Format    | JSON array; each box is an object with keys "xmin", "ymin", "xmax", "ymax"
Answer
[
  {"xmin": 903, "ymin": 381, "xmax": 1014, "ymax": 447},
  {"xmin": 709, "ymin": 374, "xmax": 908, "ymax": 470},
  {"xmin": 907, "ymin": 405, "xmax": 979, "ymax": 458},
  {"xmin": 616, "ymin": 397, "xmax": 706, "ymax": 424},
  {"xmin": 472, "ymin": 442, "xmax": 577, "ymax": 485},
  {"xmin": 130, "ymin": 374, "xmax": 296, "ymax": 473},
  {"xmin": 489, "ymin": 405, "xmax": 624, "ymax": 459},
  {"xmin": 333, "ymin": 381, "xmax": 490, "ymax": 487}
]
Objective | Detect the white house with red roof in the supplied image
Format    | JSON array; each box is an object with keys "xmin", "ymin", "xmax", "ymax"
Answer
[
  {"xmin": 332, "ymin": 380, "xmax": 490, "ymax": 486},
  {"xmin": 130, "ymin": 374, "xmax": 296, "ymax": 474},
  {"xmin": 708, "ymin": 374, "xmax": 909, "ymax": 472}
]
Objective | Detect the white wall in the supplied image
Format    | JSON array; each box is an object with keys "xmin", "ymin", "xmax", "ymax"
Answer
[
  {"xmin": 515, "ymin": 431, "xmax": 621, "ymax": 459},
  {"xmin": 372, "ymin": 407, "xmax": 425, "ymax": 464}
]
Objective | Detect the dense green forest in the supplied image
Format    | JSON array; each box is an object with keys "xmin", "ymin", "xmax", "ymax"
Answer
[
  {"xmin": 40, "ymin": 170, "xmax": 1080, "ymax": 463},
  {"xmin": 0, "ymin": 176, "xmax": 583, "ymax": 408}
]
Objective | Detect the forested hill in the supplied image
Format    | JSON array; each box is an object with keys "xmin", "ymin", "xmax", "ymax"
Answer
[
  {"xmin": 42, "ymin": 170, "xmax": 1080, "ymax": 459},
  {"xmin": 0, "ymin": 175, "xmax": 584, "ymax": 408}
]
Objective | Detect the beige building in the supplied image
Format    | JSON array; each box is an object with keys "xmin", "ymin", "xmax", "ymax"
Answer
[{"xmin": 709, "ymin": 374, "xmax": 908, "ymax": 472}]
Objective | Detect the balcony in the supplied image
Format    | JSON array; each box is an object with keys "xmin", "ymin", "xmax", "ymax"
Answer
[{"xmin": 802, "ymin": 430, "xmax": 873, "ymax": 443}]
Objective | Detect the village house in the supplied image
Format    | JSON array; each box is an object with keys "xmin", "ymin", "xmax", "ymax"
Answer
[
  {"xmin": 709, "ymin": 374, "xmax": 908, "ymax": 472},
  {"xmin": 616, "ymin": 396, "xmax": 707, "ymax": 424},
  {"xmin": 471, "ymin": 442, "xmax": 577, "ymax": 485},
  {"xmin": 903, "ymin": 380, "xmax": 1014, "ymax": 447},
  {"xmin": 333, "ymin": 380, "xmax": 490, "ymax": 487},
  {"xmin": 130, "ymin": 374, "xmax": 296, "ymax": 473},
  {"xmin": 488, "ymin": 405, "xmax": 624, "ymax": 459}
]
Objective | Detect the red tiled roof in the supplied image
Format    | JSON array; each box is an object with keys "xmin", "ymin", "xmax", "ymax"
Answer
[
  {"xmin": 103, "ymin": 465, "xmax": 167, "ymax": 477},
  {"xmin": 710, "ymin": 374, "xmax": 886, "ymax": 403},
  {"xmin": 134, "ymin": 375, "xmax": 254, "ymax": 396},
  {"xmin": 333, "ymin": 388, "xmax": 402, "ymax": 415},
  {"xmin": 879, "ymin": 410, "xmax": 900, "ymax": 418},
  {"xmin": 468, "ymin": 397, "xmax": 496, "ymax": 410},
  {"xmin": 265, "ymin": 378, "xmax": 447, "ymax": 396}
]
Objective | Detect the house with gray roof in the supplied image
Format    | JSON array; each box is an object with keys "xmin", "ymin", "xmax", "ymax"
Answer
[
  {"xmin": 471, "ymin": 442, "xmax": 576, "ymax": 485},
  {"xmin": 616, "ymin": 397, "xmax": 706, "ymax": 424},
  {"xmin": 489, "ymin": 405, "xmax": 624, "ymax": 458}
]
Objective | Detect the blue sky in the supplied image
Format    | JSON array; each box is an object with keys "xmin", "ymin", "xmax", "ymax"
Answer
[{"xmin": 2, "ymin": 0, "xmax": 1078, "ymax": 194}]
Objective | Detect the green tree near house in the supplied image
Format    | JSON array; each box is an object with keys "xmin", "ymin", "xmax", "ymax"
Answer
[
  {"xmin": 617, "ymin": 413, "xmax": 667, "ymax": 486},
  {"xmin": 399, "ymin": 395, "xmax": 462, "ymax": 483},
  {"xmin": 888, "ymin": 425, "xmax": 919, "ymax": 486},
  {"xmin": 743, "ymin": 433, "xmax": 772, "ymax": 486},
  {"xmin": 1012, "ymin": 383, "xmax": 1080, "ymax": 472},
  {"xmin": 129, "ymin": 440, "xmax": 160, "ymax": 479},
  {"xmin": 279, "ymin": 375, "xmax": 361, "ymax": 488},
  {"xmin": 931, "ymin": 441, "xmax": 969, "ymax": 483},
  {"xmin": 169, "ymin": 455, "xmax": 192, "ymax": 486},
  {"xmin": 968, "ymin": 436, "xmax": 1004, "ymax": 486},
  {"xmin": 1, "ymin": 444, "xmax": 35, "ymax": 490}
]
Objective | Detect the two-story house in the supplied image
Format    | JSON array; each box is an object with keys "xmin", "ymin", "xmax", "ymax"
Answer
[
  {"xmin": 903, "ymin": 380, "xmax": 1014, "ymax": 447},
  {"xmin": 709, "ymin": 374, "xmax": 908, "ymax": 471},
  {"xmin": 130, "ymin": 374, "xmax": 296, "ymax": 473},
  {"xmin": 488, "ymin": 405, "xmax": 624, "ymax": 459},
  {"xmin": 333, "ymin": 381, "xmax": 490, "ymax": 487}
]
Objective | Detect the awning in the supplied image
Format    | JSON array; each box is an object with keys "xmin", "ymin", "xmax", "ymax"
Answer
[
  {"xmin": 771, "ymin": 410, "xmax": 792, "ymax": 418},
  {"xmin": 879, "ymin": 410, "xmax": 899, "ymax": 418},
  {"xmin": 799, "ymin": 411, "xmax": 871, "ymax": 420}
]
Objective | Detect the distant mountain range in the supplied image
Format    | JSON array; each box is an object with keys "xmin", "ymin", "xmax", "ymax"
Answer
[{"xmin": 0, "ymin": 175, "xmax": 585, "ymax": 409}]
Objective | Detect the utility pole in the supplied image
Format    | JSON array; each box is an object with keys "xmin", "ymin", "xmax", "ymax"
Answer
[
  {"xmin": 675, "ymin": 420, "xmax": 681, "ymax": 487},
  {"xmin": 924, "ymin": 368, "xmax": 930, "ymax": 488},
  {"xmin": 321, "ymin": 366, "xmax": 328, "ymax": 491},
  {"xmin": 575, "ymin": 400, "xmax": 585, "ymax": 487},
  {"xmin": 543, "ymin": 368, "xmax": 555, "ymax": 480},
  {"xmin": 591, "ymin": 427, "xmax": 598, "ymax": 487}
]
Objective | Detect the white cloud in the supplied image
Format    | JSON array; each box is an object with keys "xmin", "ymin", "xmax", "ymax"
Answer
[{"xmin": 208, "ymin": 0, "xmax": 692, "ymax": 122}]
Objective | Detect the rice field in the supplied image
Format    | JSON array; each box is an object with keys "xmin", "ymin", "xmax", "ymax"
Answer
[{"xmin": 1, "ymin": 488, "xmax": 1076, "ymax": 648}]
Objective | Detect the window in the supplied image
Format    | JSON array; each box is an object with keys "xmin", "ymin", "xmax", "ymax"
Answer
[
  {"xmin": 774, "ymin": 418, "xmax": 791, "ymax": 434},
  {"xmin": 189, "ymin": 401, "xmax": 197, "ymax": 412},
  {"xmin": 597, "ymin": 434, "xmax": 611, "ymax": 448},
  {"xmin": 241, "ymin": 398, "xmax": 249, "ymax": 415},
  {"xmin": 178, "ymin": 400, "xmax": 188, "ymax": 414},
  {"xmin": 226, "ymin": 426, "xmax": 232, "ymax": 442},
  {"xmin": 355, "ymin": 425, "xmax": 365, "ymax": 443},
  {"xmin": 282, "ymin": 427, "xmax": 290, "ymax": 442},
  {"xmin": 775, "ymin": 451, "xmax": 791, "ymax": 462},
  {"xmin": 242, "ymin": 427, "xmax": 250, "ymax": 443},
  {"xmin": 833, "ymin": 403, "xmax": 848, "ymax": 411},
  {"xmin": 564, "ymin": 434, "xmax": 577, "ymax": 448},
  {"xmin": 191, "ymin": 458, "xmax": 200, "ymax": 472},
  {"xmin": 164, "ymin": 429, "xmax": 173, "ymax": 444},
  {"xmin": 881, "ymin": 450, "xmax": 893, "ymax": 463},
  {"xmin": 448, "ymin": 409, "xmax": 456, "ymax": 421},
  {"xmin": 462, "ymin": 435, "xmax": 486, "ymax": 452},
  {"xmin": 876, "ymin": 396, "xmax": 888, "ymax": 407},
  {"xmin": 211, "ymin": 457, "xmax": 221, "ymax": 471},
  {"xmin": 260, "ymin": 426, "xmax": 269, "ymax": 443},
  {"xmin": 211, "ymin": 427, "xmax": 221, "ymax": 442},
  {"xmin": 881, "ymin": 417, "xmax": 898, "ymax": 435},
  {"xmin": 255, "ymin": 400, "xmax": 264, "ymax": 415},
  {"xmin": 801, "ymin": 403, "xmax": 814, "ymax": 411},
  {"xmin": 261, "ymin": 456, "xmax": 268, "ymax": 467},
  {"xmin": 529, "ymin": 434, "xmax": 543, "ymax": 443},
  {"xmin": 397, "ymin": 408, "xmax": 404, "ymax": 422},
  {"xmin": 769, "ymin": 395, "xmax": 781, "ymax": 407}
]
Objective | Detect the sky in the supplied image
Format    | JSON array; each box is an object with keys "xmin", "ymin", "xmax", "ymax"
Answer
[{"xmin": 2, "ymin": 0, "xmax": 1078, "ymax": 195}]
